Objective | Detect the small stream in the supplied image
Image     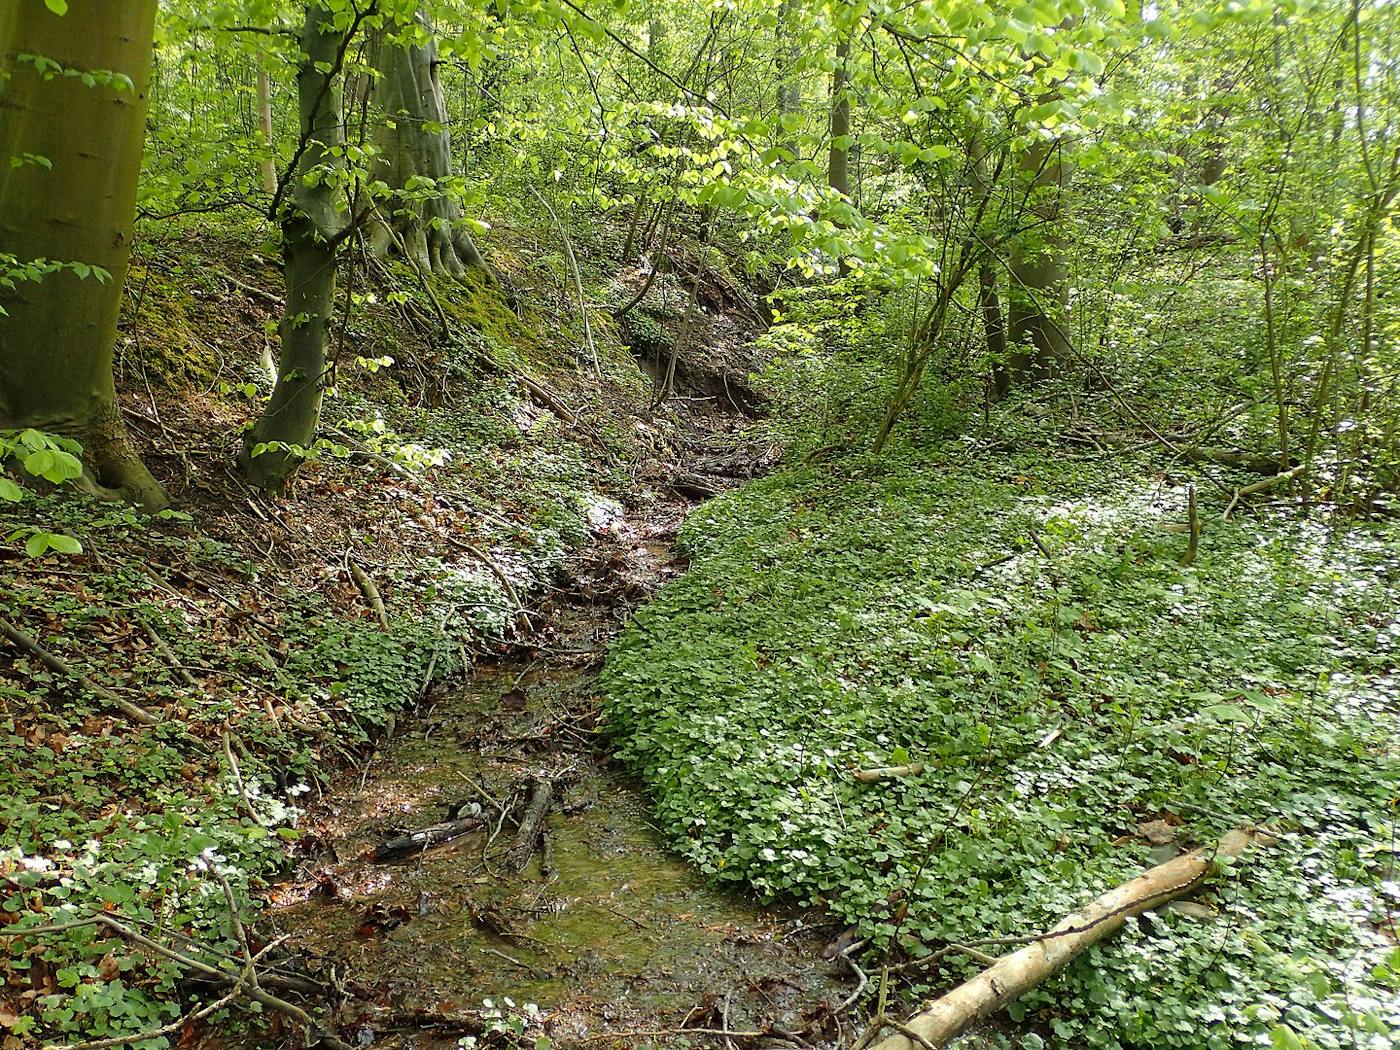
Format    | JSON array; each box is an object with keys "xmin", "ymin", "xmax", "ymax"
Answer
[{"xmin": 262, "ymin": 496, "xmax": 847, "ymax": 1048}]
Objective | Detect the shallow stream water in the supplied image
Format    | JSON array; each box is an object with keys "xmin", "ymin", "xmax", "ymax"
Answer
[{"xmin": 261, "ymin": 501, "xmax": 847, "ymax": 1048}]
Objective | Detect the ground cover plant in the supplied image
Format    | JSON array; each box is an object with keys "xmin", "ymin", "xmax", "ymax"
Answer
[
  {"xmin": 7, "ymin": 0, "xmax": 1400, "ymax": 1045},
  {"xmin": 603, "ymin": 438, "xmax": 1400, "ymax": 1049}
]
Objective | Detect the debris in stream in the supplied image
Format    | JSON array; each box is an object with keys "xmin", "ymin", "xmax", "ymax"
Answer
[
  {"xmin": 372, "ymin": 809, "xmax": 492, "ymax": 862},
  {"xmin": 505, "ymin": 777, "xmax": 556, "ymax": 874},
  {"xmin": 261, "ymin": 483, "xmax": 853, "ymax": 1047}
]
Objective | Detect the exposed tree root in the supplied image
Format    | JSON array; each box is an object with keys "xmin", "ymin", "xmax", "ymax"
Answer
[{"xmin": 0, "ymin": 616, "xmax": 159, "ymax": 726}]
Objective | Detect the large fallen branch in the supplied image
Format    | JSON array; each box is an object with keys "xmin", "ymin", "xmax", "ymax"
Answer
[
  {"xmin": 0, "ymin": 616, "xmax": 159, "ymax": 726},
  {"xmin": 504, "ymin": 778, "xmax": 554, "ymax": 874},
  {"xmin": 374, "ymin": 811, "xmax": 491, "ymax": 862},
  {"xmin": 870, "ymin": 829, "xmax": 1270, "ymax": 1050},
  {"xmin": 1222, "ymin": 463, "xmax": 1308, "ymax": 520}
]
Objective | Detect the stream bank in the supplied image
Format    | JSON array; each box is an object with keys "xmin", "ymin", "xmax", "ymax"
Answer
[{"xmin": 254, "ymin": 418, "xmax": 853, "ymax": 1049}]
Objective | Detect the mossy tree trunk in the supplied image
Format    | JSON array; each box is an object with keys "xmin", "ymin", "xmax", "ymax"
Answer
[
  {"xmin": 0, "ymin": 0, "xmax": 168, "ymax": 510},
  {"xmin": 366, "ymin": 11, "xmax": 489, "ymax": 278},
  {"xmin": 240, "ymin": 3, "xmax": 354, "ymax": 491},
  {"xmin": 1006, "ymin": 139, "xmax": 1072, "ymax": 384}
]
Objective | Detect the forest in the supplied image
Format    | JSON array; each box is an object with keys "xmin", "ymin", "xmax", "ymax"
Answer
[{"xmin": 1, "ymin": 0, "xmax": 1398, "ymax": 1048}]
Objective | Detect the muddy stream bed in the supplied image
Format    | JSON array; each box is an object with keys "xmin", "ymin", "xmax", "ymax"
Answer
[{"xmin": 258, "ymin": 483, "xmax": 851, "ymax": 1049}]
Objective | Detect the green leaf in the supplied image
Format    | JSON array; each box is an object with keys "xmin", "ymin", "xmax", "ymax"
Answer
[
  {"xmin": 46, "ymin": 533, "xmax": 81, "ymax": 554},
  {"xmin": 22, "ymin": 448, "xmax": 55, "ymax": 478},
  {"xmin": 44, "ymin": 0, "xmax": 68, "ymax": 14},
  {"xmin": 1202, "ymin": 703, "xmax": 1249, "ymax": 723},
  {"xmin": 1270, "ymin": 1026, "xmax": 1307, "ymax": 1050}
]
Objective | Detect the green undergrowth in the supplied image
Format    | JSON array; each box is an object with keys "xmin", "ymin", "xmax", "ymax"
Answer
[
  {"xmin": 0, "ymin": 491, "xmax": 520, "ymax": 1046},
  {"xmin": 602, "ymin": 443, "xmax": 1400, "ymax": 1050},
  {"xmin": 0, "ymin": 234, "xmax": 644, "ymax": 1044}
]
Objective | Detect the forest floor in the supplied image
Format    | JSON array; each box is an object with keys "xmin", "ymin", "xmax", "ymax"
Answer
[
  {"xmin": 1, "ymin": 228, "xmax": 856, "ymax": 1050},
  {"xmin": 3, "ymin": 226, "xmax": 1399, "ymax": 1050},
  {"xmin": 603, "ymin": 434, "xmax": 1400, "ymax": 1050}
]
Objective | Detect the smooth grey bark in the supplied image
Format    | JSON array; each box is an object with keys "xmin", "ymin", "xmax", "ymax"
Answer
[
  {"xmin": 776, "ymin": 0, "xmax": 800, "ymax": 120},
  {"xmin": 256, "ymin": 67, "xmax": 277, "ymax": 194},
  {"xmin": 0, "ymin": 0, "xmax": 168, "ymax": 509},
  {"xmin": 366, "ymin": 12, "xmax": 489, "ymax": 278}
]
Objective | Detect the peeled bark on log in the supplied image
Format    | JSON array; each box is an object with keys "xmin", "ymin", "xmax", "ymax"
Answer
[{"xmin": 871, "ymin": 829, "xmax": 1269, "ymax": 1050}]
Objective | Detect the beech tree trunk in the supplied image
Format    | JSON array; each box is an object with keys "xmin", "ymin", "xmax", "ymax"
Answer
[
  {"xmin": 776, "ymin": 0, "xmax": 799, "ymax": 133},
  {"xmin": 256, "ymin": 67, "xmax": 277, "ymax": 194},
  {"xmin": 240, "ymin": 3, "xmax": 351, "ymax": 490},
  {"xmin": 981, "ymin": 261, "xmax": 1010, "ymax": 400},
  {"xmin": 1006, "ymin": 139, "xmax": 1072, "ymax": 383},
  {"xmin": 366, "ymin": 11, "xmax": 489, "ymax": 278},
  {"xmin": 0, "ymin": 0, "xmax": 168, "ymax": 510},
  {"xmin": 827, "ymin": 35, "xmax": 852, "ymax": 200}
]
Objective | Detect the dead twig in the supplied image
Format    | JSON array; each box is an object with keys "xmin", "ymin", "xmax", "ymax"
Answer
[
  {"xmin": 1223, "ymin": 463, "xmax": 1307, "ymax": 520},
  {"xmin": 347, "ymin": 558, "xmax": 390, "ymax": 630},
  {"xmin": 13, "ymin": 912, "xmax": 351, "ymax": 1049},
  {"xmin": 136, "ymin": 614, "xmax": 199, "ymax": 688},
  {"xmin": 483, "ymin": 946, "xmax": 550, "ymax": 980},
  {"xmin": 837, "ymin": 938, "xmax": 870, "ymax": 1013},
  {"xmin": 0, "ymin": 616, "xmax": 159, "ymax": 726}
]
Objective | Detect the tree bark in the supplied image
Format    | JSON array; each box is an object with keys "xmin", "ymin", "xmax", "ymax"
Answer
[
  {"xmin": 1006, "ymin": 139, "xmax": 1072, "ymax": 383},
  {"xmin": 871, "ymin": 830, "xmax": 1269, "ymax": 1050},
  {"xmin": 256, "ymin": 67, "xmax": 277, "ymax": 194},
  {"xmin": 775, "ymin": 0, "xmax": 800, "ymax": 143},
  {"xmin": 240, "ymin": 3, "xmax": 352, "ymax": 490},
  {"xmin": 0, "ymin": 0, "xmax": 168, "ymax": 510},
  {"xmin": 980, "ymin": 261, "xmax": 1009, "ymax": 400},
  {"xmin": 827, "ymin": 34, "xmax": 852, "ymax": 200},
  {"xmin": 365, "ymin": 11, "xmax": 489, "ymax": 278}
]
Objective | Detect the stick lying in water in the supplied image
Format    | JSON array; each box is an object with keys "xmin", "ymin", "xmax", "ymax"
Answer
[
  {"xmin": 505, "ymin": 778, "xmax": 554, "ymax": 874},
  {"xmin": 374, "ymin": 812, "xmax": 491, "ymax": 861}
]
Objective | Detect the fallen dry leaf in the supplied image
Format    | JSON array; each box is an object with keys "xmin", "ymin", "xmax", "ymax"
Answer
[{"xmin": 1137, "ymin": 818, "xmax": 1178, "ymax": 846}]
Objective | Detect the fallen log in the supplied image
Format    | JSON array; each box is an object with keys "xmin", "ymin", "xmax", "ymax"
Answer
[
  {"xmin": 854, "ymin": 762, "xmax": 925, "ymax": 783},
  {"xmin": 1222, "ymin": 463, "xmax": 1307, "ymax": 519},
  {"xmin": 504, "ymin": 778, "xmax": 554, "ymax": 874},
  {"xmin": 374, "ymin": 812, "xmax": 490, "ymax": 862},
  {"xmin": 1179, "ymin": 447, "xmax": 1292, "ymax": 475},
  {"xmin": 870, "ymin": 828, "xmax": 1270, "ymax": 1050}
]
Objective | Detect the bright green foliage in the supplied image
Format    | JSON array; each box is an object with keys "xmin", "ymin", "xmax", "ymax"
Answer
[
  {"xmin": 603, "ymin": 443, "xmax": 1400, "ymax": 1049},
  {"xmin": 1, "ymin": 428, "xmax": 87, "ymax": 556}
]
